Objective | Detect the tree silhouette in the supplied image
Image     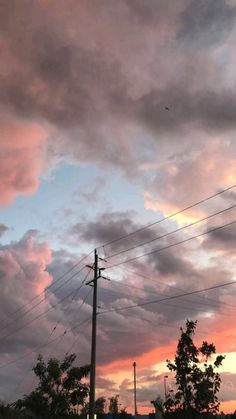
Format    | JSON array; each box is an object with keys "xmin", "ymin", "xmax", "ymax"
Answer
[
  {"xmin": 165, "ymin": 320, "xmax": 225, "ymax": 418},
  {"xmin": 81, "ymin": 396, "xmax": 106, "ymax": 417},
  {"xmin": 109, "ymin": 395, "xmax": 119, "ymax": 417},
  {"xmin": 14, "ymin": 353, "xmax": 89, "ymax": 419},
  {"xmin": 151, "ymin": 395, "xmax": 164, "ymax": 414},
  {"xmin": 95, "ymin": 396, "xmax": 106, "ymax": 414}
]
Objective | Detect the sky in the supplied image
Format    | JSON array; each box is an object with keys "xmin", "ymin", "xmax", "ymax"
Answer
[{"xmin": 0, "ymin": 0, "xmax": 236, "ymax": 414}]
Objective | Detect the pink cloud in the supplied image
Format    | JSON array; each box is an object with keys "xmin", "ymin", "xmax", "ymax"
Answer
[
  {"xmin": 0, "ymin": 116, "xmax": 47, "ymax": 205},
  {"xmin": 0, "ymin": 231, "xmax": 52, "ymax": 305},
  {"xmin": 144, "ymin": 139, "xmax": 236, "ymax": 221}
]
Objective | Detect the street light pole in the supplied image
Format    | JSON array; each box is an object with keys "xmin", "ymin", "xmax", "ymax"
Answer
[{"xmin": 133, "ymin": 362, "xmax": 138, "ymax": 416}]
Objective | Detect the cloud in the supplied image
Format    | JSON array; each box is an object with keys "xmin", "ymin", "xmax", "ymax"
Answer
[
  {"xmin": 0, "ymin": 116, "xmax": 48, "ymax": 205},
  {"xmin": 0, "ymin": 233, "xmax": 94, "ymax": 401},
  {"xmin": 220, "ymin": 372, "xmax": 236, "ymax": 402},
  {"xmin": 203, "ymin": 222, "xmax": 236, "ymax": 254},
  {"xmin": 1, "ymin": 0, "xmax": 236, "ymax": 408},
  {"xmin": 0, "ymin": 229, "xmax": 234, "ymax": 405},
  {"xmin": 0, "ymin": 224, "xmax": 8, "ymax": 237},
  {"xmin": 144, "ymin": 139, "xmax": 236, "ymax": 219},
  {"xmin": 0, "ymin": 231, "xmax": 52, "ymax": 354},
  {"xmin": 96, "ymin": 376, "xmax": 116, "ymax": 392},
  {"xmin": 65, "ymin": 210, "xmax": 236, "ymax": 378},
  {"xmin": 178, "ymin": 0, "xmax": 236, "ymax": 46},
  {"xmin": 0, "ymin": 0, "xmax": 236, "ymax": 201}
]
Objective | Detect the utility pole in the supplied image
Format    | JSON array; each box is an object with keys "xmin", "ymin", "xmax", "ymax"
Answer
[
  {"xmin": 88, "ymin": 249, "xmax": 98, "ymax": 419},
  {"xmin": 133, "ymin": 361, "xmax": 138, "ymax": 416}
]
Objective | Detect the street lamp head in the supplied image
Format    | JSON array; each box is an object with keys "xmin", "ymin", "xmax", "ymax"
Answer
[{"xmin": 133, "ymin": 362, "xmax": 136, "ymax": 367}]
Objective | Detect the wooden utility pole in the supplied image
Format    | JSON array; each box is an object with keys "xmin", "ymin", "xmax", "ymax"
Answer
[{"xmin": 88, "ymin": 249, "xmax": 98, "ymax": 419}]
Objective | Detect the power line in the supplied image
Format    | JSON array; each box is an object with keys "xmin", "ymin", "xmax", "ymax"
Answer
[
  {"xmin": 98, "ymin": 282, "xmax": 235, "ymax": 319},
  {"xmin": 11, "ymin": 289, "xmax": 93, "ymax": 399},
  {"xmin": 0, "ymin": 267, "xmax": 92, "ymax": 342},
  {"xmin": 0, "ymin": 317, "xmax": 92, "ymax": 369},
  {"xmin": 108, "ymin": 311, "xmax": 210, "ymax": 336},
  {"xmin": 49, "ymin": 276, "xmax": 93, "ymax": 336},
  {"xmin": 99, "ymin": 280, "xmax": 232, "ymax": 314},
  {"xmin": 113, "ymin": 266, "xmax": 236, "ymax": 310},
  {"xmin": 105, "ymin": 219, "xmax": 236, "ymax": 268},
  {"xmin": 106, "ymin": 204, "xmax": 235, "ymax": 259},
  {"xmin": 0, "ymin": 251, "xmax": 93, "ymax": 327},
  {"xmin": 98, "ymin": 184, "xmax": 236, "ymax": 249},
  {"xmin": 0, "ymin": 264, "xmax": 89, "ymax": 336},
  {"xmin": 97, "ymin": 280, "xmax": 236, "ymax": 315}
]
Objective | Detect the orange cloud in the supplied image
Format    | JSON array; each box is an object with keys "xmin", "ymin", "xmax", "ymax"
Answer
[
  {"xmin": 0, "ymin": 116, "xmax": 47, "ymax": 205},
  {"xmin": 98, "ymin": 341, "xmax": 175, "ymax": 376}
]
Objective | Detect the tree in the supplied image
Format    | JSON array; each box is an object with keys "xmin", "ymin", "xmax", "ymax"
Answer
[
  {"xmin": 95, "ymin": 396, "xmax": 106, "ymax": 414},
  {"xmin": 81, "ymin": 396, "xmax": 106, "ymax": 417},
  {"xmin": 165, "ymin": 320, "xmax": 225, "ymax": 418},
  {"xmin": 15, "ymin": 353, "xmax": 90, "ymax": 419},
  {"xmin": 119, "ymin": 407, "xmax": 132, "ymax": 419},
  {"xmin": 109, "ymin": 395, "xmax": 119, "ymax": 417},
  {"xmin": 151, "ymin": 396, "xmax": 164, "ymax": 417},
  {"xmin": 0, "ymin": 402, "xmax": 24, "ymax": 418}
]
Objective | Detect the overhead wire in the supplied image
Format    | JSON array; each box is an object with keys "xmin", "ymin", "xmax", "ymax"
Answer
[
  {"xmin": 0, "ymin": 264, "xmax": 89, "ymax": 335},
  {"xmin": 4, "ymin": 185, "xmax": 236, "ymax": 392},
  {"xmin": 105, "ymin": 219, "xmax": 236, "ymax": 268},
  {"xmin": 97, "ymin": 183, "xmax": 236, "ymax": 249},
  {"xmin": 0, "ymin": 267, "xmax": 92, "ymax": 342},
  {"xmin": 104, "ymin": 264, "xmax": 236, "ymax": 315},
  {"xmin": 100, "ymin": 280, "xmax": 220, "ymax": 312},
  {"xmin": 0, "ymin": 316, "xmax": 92, "ymax": 369},
  {"xmin": 106, "ymin": 204, "xmax": 235, "ymax": 259},
  {"xmin": 104, "ymin": 311, "xmax": 210, "ymax": 336},
  {"xmin": 49, "ymin": 271, "xmax": 93, "ymax": 336},
  {"xmin": 10, "ymin": 287, "xmax": 93, "ymax": 398},
  {"xmin": 120, "ymin": 266, "xmax": 236, "ymax": 309},
  {"xmin": 0, "ymin": 250, "xmax": 93, "ymax": 328},
  {"xmin": 98, "ymin": 282, "xmax": 235, "ymax": 319},
  {"xmin": 97, "ymin": 280, "xmax": 236, "ymax": 315}
]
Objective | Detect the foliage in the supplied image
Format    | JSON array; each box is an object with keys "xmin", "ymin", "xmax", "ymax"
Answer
[
  {"xmin": 118, "ymin": 407, "xmax": 132, "ymax": 419},
  {"xmin": 165, "ymin": 320, "xmax": 225, "ymax": 417},
  {"xmin": 109, "ymin": 395, "xmax": 119, "ymax": 416},
  {"xmin": 81, "ymin": 395, "xmax": 131, "ymax": 419},
  {"xmin": 14, "ymin": 353, "xmax": 89, "ymax": 419},
  {"xmin": 81, "ymin": 396, "xmax": 106, "ymax": 417},
  {"xmin": 0, "ymin": 402, "xmax": 21, "ymax": 418},
  {"xmin": 95, "ymin": 397, "xmax": 106, "ymax": 414},
  {"xmin": 151, "ymin": 395, "xmax": 164, "ymax": 413}
]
